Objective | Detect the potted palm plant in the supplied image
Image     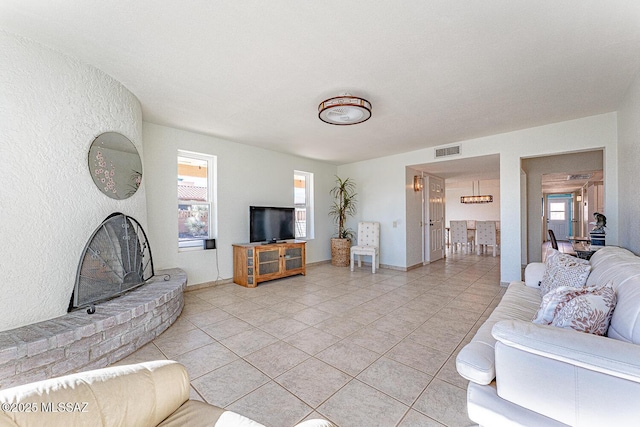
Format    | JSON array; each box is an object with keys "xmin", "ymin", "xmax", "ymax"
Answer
[{"xmin": 329, "ymin": 176, "xmax": 357, "ymax": 266}]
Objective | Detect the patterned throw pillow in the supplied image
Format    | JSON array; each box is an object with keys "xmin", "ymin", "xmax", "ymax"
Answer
[
  {"xmin": 532, "ymin": 281, "xmax": 616, "ymax": 336},
  {"xmin": 539, "ymin": 248, "xmax": 591, "ymax": 297}
]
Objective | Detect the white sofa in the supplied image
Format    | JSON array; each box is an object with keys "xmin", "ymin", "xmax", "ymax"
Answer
[
  {"xmin": 0, "ymin": 360, "xmax": 335, "ymax": 427},
  {"xmin": 456, "ymin": 246, "xmax": 640, "ymax": 426}
]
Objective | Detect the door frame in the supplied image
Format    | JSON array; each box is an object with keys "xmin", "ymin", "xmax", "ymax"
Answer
[{"xmin": 545, "ymin": 194, "xmax": 573, "ymax": 241}]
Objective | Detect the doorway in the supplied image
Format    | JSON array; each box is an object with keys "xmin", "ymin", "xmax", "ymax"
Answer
[
  {"xmin": 522, "ymin": 150, "xmax": 604, "ymax": 263},
  {"xmin": 408, "ymin": 154, "xmax": 500, "ymax": 266},
  {"xmin": 546, "ymin": 194, "xmax": 573, "ymax": 240}
]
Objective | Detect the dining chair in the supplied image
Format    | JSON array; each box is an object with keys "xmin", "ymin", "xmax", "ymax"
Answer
[
  {"xmin": 476, "ymin": 221, "xmax": 499, "ymax": 257},
  {"xmin": 350, "ymin": 221, "xmax": 380, "ymax": 273},
  {"xmin": 548, "ymin": 229, "xmax": 558, "ymax": 250},
  {"xmin": 450, "ymin": 220, "xmax": 474, "ymax": 254}
]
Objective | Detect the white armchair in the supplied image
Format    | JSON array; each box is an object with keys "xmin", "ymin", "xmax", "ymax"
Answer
[
  {"xmin": 350, "ymin": 222, "xmax": 380, "ymax": 273},
  {"xmin": 450, "ymin": 220, "xmax": 474, "ymax": 253}
]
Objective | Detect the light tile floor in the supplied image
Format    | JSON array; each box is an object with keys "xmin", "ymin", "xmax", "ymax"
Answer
[{"xmin": 113, "ymin": 251, "xmax": 506, "ymax": 427}]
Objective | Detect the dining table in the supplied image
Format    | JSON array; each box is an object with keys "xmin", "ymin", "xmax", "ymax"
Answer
[
  {"xmin": 566, "ymin": 236, "xmax": 604, "ymax": 260},
  {"xmin": 445, "ymin": 227, "xmax": 500, "ymax": 248}
]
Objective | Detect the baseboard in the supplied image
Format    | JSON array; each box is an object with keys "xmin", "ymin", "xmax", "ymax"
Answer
[
  {"xmin": 404, "ymin": 262, "xmax": 424, "ymax": 271},
  {"xmin": 306, "ymin": 259, "xmax": 331, "ymax": 267},
  {"xmin": 185, "ymin": 278, "xmax": 234, "ymax": 291},
  {"xmin": 351, "ymin": 261, "xmax": 420, "ymax": 272}
]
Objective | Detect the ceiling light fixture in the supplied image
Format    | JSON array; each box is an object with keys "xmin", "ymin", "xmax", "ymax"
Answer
[
  {"xmin": 461, "ymin": 181, "xmax": 493, "ymax": 204},
  {"xmin": 318, "ymin": 93, "xmax": 372, "ymax": 125}
]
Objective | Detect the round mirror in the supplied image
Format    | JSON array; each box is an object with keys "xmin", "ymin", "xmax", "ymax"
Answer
[{"xmin": 88, "ymin": 132, "xmax": 142, "ymax": 199}]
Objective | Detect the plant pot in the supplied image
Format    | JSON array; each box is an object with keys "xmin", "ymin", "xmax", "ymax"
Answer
[{"xmin": 331, "ymin": 238, "xmax": 351, "ymax": 267}]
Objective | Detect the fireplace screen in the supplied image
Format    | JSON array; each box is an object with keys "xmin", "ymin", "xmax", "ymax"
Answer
[{"xmin": 71, "ymin": 213, "xmax": 154, "ymax": 311}]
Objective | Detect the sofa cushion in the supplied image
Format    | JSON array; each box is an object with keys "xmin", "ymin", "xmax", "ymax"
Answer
[
  {"xmin": 585, "ymin": 246, "xmax": 640, "ymax": 343},
  {"xmin": 158, "ymin": 400, "xmax": 228, "ymax": 427},
  {"xmin": 533, "ymin": 282, "xmax": 616, "ymax": 335},
  {"xmin": 456, "ymin": 282, "xmax": 541, "ymax": 384},
  {"xmin": 540, "ymin": 249, "xmax": 590, "ymax": 297}
]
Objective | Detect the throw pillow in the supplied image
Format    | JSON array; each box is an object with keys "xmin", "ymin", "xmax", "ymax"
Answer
[
  {"xmin": 533, "ymin": 285, "xmax": 573, "ymax": 325},
  {"xmin": 539, "ymin": 248, "xmax": 591, "ymax": 297},
  {"xmin": 532, "ymin": 281, "xmax": 616, "ymax": 336}
]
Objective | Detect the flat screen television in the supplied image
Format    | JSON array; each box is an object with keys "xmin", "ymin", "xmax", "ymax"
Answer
[{"xmin": 249, "ymin": 206, "xmax": 296, "ymax": 243}]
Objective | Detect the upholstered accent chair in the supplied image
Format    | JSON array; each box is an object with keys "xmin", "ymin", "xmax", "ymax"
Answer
[{"xmin": 350, "ymin": 221, "xmax": 380, "ymax": 273}]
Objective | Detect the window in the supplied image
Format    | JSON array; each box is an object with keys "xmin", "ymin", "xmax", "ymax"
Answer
[
  {"xmin": 294, "ymin": 171, "xmax": 314, "ymax": 239},
  {"xmin": 549, "ymin": 202, "xmax": 566, "ymax": 221},
  {"xmin": 178, "ymin": 151, "xmax": 216, "ymax": 249}
]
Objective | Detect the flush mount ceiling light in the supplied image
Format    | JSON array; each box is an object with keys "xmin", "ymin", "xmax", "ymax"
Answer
[{"xmin": 318, "ymin": 93, "xmax": 372, "ymax": 125}]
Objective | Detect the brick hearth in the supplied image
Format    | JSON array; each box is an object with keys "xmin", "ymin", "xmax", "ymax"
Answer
[{"xmin": 0, "ymin": 269, "xmax": 186, "ymax": 389}]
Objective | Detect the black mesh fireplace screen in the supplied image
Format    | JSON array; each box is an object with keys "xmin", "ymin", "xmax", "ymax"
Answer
[{"xmin": 70, "ymin": 213, "xmax": 154, "ymax": 311}]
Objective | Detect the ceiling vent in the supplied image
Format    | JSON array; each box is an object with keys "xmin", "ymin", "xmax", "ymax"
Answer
[
  {"xmin": 435, "ymin": 145, "xmax": 461, "ymax": 158},
  {"xmin": 567, "ymin": 173, "xmax": 593, "ymax": 180}
]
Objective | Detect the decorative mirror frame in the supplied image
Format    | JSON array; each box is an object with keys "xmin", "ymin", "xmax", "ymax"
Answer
[{"xmin": 88, "ymin": 132, "xmax": 142, "ymax": 199}]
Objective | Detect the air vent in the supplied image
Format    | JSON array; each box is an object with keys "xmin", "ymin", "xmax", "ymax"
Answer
[
  {"xmin": 567, "ymin": 173, "xmax": 593, "ymax": 180},
  {"xmin": 435, "ymin": 145, "xmax": 461, "ymax": 158}
]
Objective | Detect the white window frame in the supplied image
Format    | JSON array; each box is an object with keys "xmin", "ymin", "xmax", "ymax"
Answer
[
  {"xmin": 294, "ymin": 170, "xmax": 314, "ymax": 240},
  {"xmin": 178, "ymin": 150, "xmax": 217, "ymax": 251}
]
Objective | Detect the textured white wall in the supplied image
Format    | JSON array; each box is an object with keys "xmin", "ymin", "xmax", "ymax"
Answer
[
  {"xmin": 618, "ymin": 70, "xmax": 640, "ymax": 255},
  {"xmin": 338, "ymin": 113, "xmax": 618, "ymax": 283},
  {"xmin": 0, "ymin": 31, "xmax": 145, "ymax": 332},
  {"xmin": 143, "ymin": 122, "xmax": 337, "ymax": 286},
  {"xmin": 337, "ymin": 156, "xmax": 408, "ymax": 269}
]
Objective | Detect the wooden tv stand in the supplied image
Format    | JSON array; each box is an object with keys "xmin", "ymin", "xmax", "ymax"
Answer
[{"xmin": 232, "ymin": 241, "xmax": 306, "ymax": 287}]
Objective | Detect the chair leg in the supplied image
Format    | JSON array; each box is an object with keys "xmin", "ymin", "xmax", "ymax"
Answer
[
  {"xmin": 493, "ymin": 245, "xmax": 497, "ymax": 257},
  {"xmin": 371, "ymin": 254, "xmax": 376, "ymax": 274},
  {"xmin": 358, "ymin": 255, "xmax": 362, "ymax": 267},
  {"xmin": 350, "ymin": 252, "xmax": 354, "ymax": 271}
]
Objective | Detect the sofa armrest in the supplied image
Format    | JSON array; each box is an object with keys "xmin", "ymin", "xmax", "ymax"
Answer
[
  {"xmin": 492, "ymin": 319, "xmax": 640, "ymax": 381},
  {"xmin": 492, "ymin": 320, "xmax": 640, "ymax": 426},
  {"xmin": 523, "ymin": 262, "xmax": 545, "ymax": 288}
]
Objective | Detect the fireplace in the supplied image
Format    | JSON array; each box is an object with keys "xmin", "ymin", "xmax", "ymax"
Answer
[
  {"xmin": 0, "ymin": 212, "xmax": 185, "ymax": 389},
  {"xmin": 70, "ymin": 213, "xmax": 154, "ymax": 312}
]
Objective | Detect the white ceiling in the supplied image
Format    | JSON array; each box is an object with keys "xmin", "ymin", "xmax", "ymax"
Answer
[
  {"xmin": 541, "ymin": 170, "xmax": 604, "ymax": 194},
  {"xmin": 2, "ymin": 1, "xmax": 640, "ymax": 165}
]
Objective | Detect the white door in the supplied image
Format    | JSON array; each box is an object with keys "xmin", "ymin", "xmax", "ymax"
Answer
[
  {"xmin": 425, "ymin": 176, "xmax": 444, "ymax": 262},
  {"xmin": 547, "ymin": 197, "xmax": 571, "ymax": 240}
]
